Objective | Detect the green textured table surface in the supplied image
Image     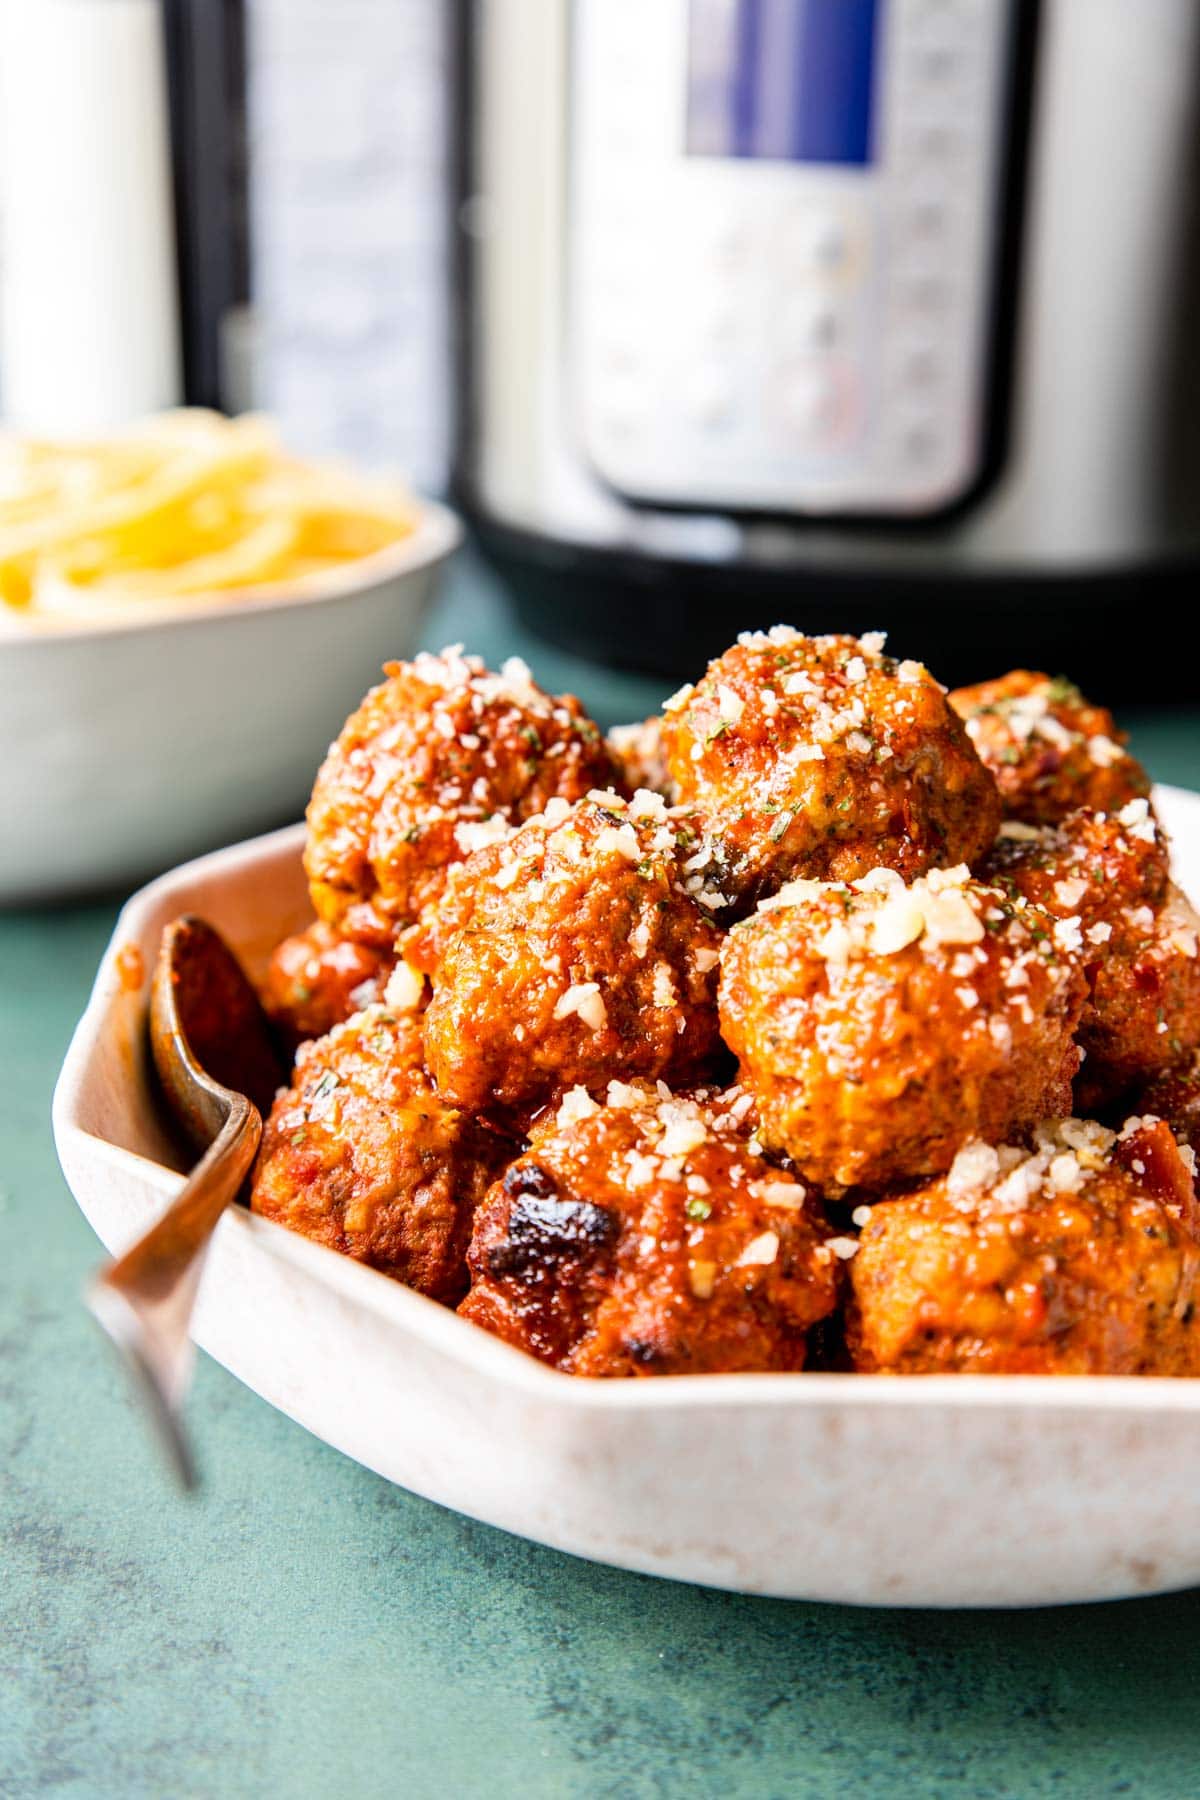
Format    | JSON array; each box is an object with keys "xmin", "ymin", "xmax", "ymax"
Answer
[{"xmin": 4, "ymin": 555, "xmax": 1200, "ymax": 1799}]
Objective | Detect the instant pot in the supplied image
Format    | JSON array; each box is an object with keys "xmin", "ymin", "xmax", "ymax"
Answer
[{"xmin": 452, "ymin": 0, "xmax": 1200, "ymax": 691}]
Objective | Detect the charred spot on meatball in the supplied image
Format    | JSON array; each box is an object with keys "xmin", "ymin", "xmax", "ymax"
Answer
[
  {"xmin": 949, "ymin": 669, "xmax": 1150, "ymax": 825},
  {"xmin": 250, "ymin": 1009, "xmax": 514, "ymax": 1300},
  {"xmin": 421, "ymin": 789, "xmax": 726, "ymax": 1122},
  {"xmin": 304, "ymin": 646, "xmax": 620, "ymax": 947},
  {"xmin": 484, "ymin": 1165, "xmax": 620, "ymax": 1279},
  {"xmin": 719, "ymin": 864, "xmax": 1087, "ymax": 1194},
  {"xmin": 459, "ymin": 1081, "xmax": 840, "ymax": 1376},
  {"xmin": 848, "ymin": 1118, "xmax": 1200, "ymax": 1375},
  {"xmin": 659, "ymin": 628, "xmax": 1000, "ymax": 911}
]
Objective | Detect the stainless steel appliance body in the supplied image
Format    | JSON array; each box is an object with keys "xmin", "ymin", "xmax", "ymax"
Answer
[{"xmin": 454, "ymin": 0, "xmax": 1200, "ymax": 688}]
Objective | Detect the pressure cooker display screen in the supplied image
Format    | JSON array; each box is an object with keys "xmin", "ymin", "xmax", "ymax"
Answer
[{"xmin": 686, "ymin": 0, "xmax": 880, "ymax": 164}]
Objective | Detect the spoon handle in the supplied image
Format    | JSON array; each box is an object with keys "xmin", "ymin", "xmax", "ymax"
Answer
[{"xmin": 86, "ymin": 1094, "xmax": 262, "ymax": 1490}]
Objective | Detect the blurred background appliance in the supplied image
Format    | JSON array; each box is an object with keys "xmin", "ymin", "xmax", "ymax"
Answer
[
  {"xmin": 1, "ymin": 0, "xmax": 1196, "ymax": 692},
  {"xmin": 455, "ymin": 0, "xmax": 1200, "ymax": 688},
  {"xmin": 0, "ymin": 0, "xmax": 451, "ymax": 488},
  {"xmin": 0, "ymin": 0, "xmax": 184, "ymax": 431}
]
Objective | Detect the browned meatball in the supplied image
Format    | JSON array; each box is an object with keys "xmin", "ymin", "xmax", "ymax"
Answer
[
  {"xmin": 982, "ymin": 800, "xmax": 1199, "ymax": 1108},
  {"xmin": 459, "ymin": 1081, "xmax": 841, "ymax": 1375},
  {"xmin": 304, "ymin": 646, "xmax": 619, "ymax": 946},
  {"xmin": 719, "ymin": 865, "xmax": 1087, "ymax": 1194},
  {"xmin": 948, "ymin": 669, "xmax": 1150, "ymax": 825},
  {"xmin": 659, "ymin": 628, "xmax": 1000, "ymax": 911},
  {"xmin": 606, "ymin": 716, "xmax": 677, "ymax": 801},
  {"xmin": 250, "ymin": 1009, "xmax": 512, "ymax": 1299},
  {"xmin": 1080, "ymin": 883, "xmax": 1200, "ymax": 1110},
  {"xmin": 982, "ymin": 803, "xmax": 1170, "ymax": 930},
  {"xmin": 848, "ymin": 1118, "xmax": 1200, "ymax": 1374},
  {"xmin": 421, "ymin": 790, "xmax": 724, "ymax": 1122},
  {"xmin": 1138, "ymin": 1051, "xmax": 1200, "ymax": 1157},
  {"xmin": 262, "ymin": 920, "xmax": 392, "ymax": 1049}
]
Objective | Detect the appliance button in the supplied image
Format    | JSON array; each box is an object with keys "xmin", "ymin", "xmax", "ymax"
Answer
[
  {"xmin": 906, "ymin": 194, "xmax": 948, "ymax": 243},
  {"xmin": 702, "ymin": 221, "xmax": 753, "ymax": 273},
  {"xmin": 778, "ymin": 294, "xmax": 841, "ymax": 351},
  {"xmin": 897, "ymin": 271, "xmax": 952, "ymax": 315},
  {"xmin": 900, "ymin": 343, "xmax": 942, "ymax": 389},
  {"xmin": 686, "ymin": 369, "xmax": 739, "ymax": 432},
  {"xmin": 595, "ymin": 341, "xmax": 644, "ymax": 381},
  {"xmin": 773, "ymin": 357, "xmax": 858, "ymax": 446},
  {"xmin": 593, "ymin": 406, "xmax": 644, "ymax": 446},
  {"xmin": 698, "ymin": 303, "xmax": 741, "ymax": 349},
  {"xmin": 895, "ymin": 416, "xmax": 941, "ymax": 467},
  {"xmin": 780, "ymin": 210, "xmax": 857, "ymax": 278},
  {"xmin": 906, "ymin": 122, "xmax": 964, "ymax": 167}
]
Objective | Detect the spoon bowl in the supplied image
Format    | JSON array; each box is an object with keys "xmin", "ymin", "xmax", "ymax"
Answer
[{"xmin": 87, "ymin": 915, "xmax": 286, "ymax": 1487}]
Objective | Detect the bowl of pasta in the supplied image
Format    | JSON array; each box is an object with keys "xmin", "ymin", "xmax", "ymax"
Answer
[{"xmin": 0, "ymin": 409, "xmax": 459, "ymax": 901}]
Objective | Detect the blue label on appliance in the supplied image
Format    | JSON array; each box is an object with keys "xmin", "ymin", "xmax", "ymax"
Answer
[{"xmin": 687, "ymin": 0, "xmax": 881, "ymax": 165}]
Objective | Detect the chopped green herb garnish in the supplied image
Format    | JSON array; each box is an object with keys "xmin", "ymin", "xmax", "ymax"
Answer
[
  {"xmin": 1045, "ymin": 675, "xmax": 1082, "ymax": 705},
  {"xmin": 685, "ymin": 1196, "xmax": 712, "ymax": 1221}
]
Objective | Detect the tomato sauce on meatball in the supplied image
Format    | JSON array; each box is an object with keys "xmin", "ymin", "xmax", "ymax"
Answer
[
  {"xmin": 659, "ymin": 628, "xmax": 1000, "ymax": 911},
  {"xmin": 949, "ymin": 670, "xmax": 1150, "ymax": 825},
  {"xmin": 849, "ymin": 1118, "xmax": 1200, "ymax": 1374},
  {"xmin": 251, "ymin": 1009, "xmax": 513, "ymax": 1300},
  {"xmin": 304, "ymin": 646, "xmax": 619, "ymax": 947},
  {"xmin": 1138, "ymin": 1051, "xmax": 1200, "ymax": 1158},
  {"xmin": 459, "ymin": 1081, "xmax": 841, "ymax": 1376},
  {"xmin": 719, "ymin": 865, "xmax": 1087, "ymax": 1194},
  {"xmin": 262, "ymin": 920, "xmax": 393, "ymax": 1050},
  {"xmin": 421, "ymin": 790, "xmax": 726, "ymax": 1122},
  {"xmin": 985, "ymin": 801, "xmax": 1200, "ymax": 1109}
]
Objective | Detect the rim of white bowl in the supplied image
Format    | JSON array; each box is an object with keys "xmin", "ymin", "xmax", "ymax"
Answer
[
  {"xmin": 0, "ymin": 495, "xmax": 461, "ymax": 645},
  {"xmin": 52, "ymin": 786, "xmax": 1200, "ymax": 1417}
]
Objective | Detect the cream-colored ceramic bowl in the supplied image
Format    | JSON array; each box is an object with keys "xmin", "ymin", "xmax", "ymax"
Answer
[
  {"xmin": 53, "ymin": 786, "xmax": 1200, "ymax": 1608},
  {"xmin": 0, "ymin": 500, "xmax": 460, "ymax": 903}
]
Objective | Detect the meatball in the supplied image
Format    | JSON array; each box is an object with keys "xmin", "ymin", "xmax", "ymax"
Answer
[
  {"xmin": 719, "ymin": 864, "xmax": 1087, "ymax": 1194},
  {"xmin": 1138, "ymin": 1050, "xmax": 1200, "ymax": 1156},
  {"xmin": 982, "ymin": 799, "xmax": 1199, "ymax": 1108},
  {"xmin": 250, "ymin": 1009, "xmax": 512, "ymax": 1300},
  {"xmin": 1080, "ymin": 883, "xmax": 1200, "ymax": 1110},
  {"xmin": 262, "ymin": 920, "xmax": 392, "ymax": 1049},
  {"xmin": 606, "ymin": 716, "xmax": 677, "ymax": 801},
  {"xmin": 848, "ymin": 1117, "xmax": 1200, "ymax": 1374},
  {"xmin": 659, "ymin": 627, "xmax": 1000, "ymax": 911},
  {"xmin": 948, "ymin": 669, "xmax": 1150, "ymax": 825},
  {"xmin": 304, "ymin": 645, "xmax": 619, "ymax": 946},
  {"xmin": 982, "ymin": 802, "xmax": 1170, "ymax": 930},
  {"xmin": 421, "ymin": 790, "xmax": 725, "ymax": 1121},
  {"xmin": 459, "ymin": 1081, "xmax": 841, "ymax": 1375}
]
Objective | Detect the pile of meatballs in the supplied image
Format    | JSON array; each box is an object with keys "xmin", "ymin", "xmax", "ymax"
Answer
[{"xmin": 248, "ymin": 632, "xmax": 1200, "ymax": 1378}]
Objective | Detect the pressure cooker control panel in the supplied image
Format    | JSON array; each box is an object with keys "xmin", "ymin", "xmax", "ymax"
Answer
[{"xmin": 569, "ymin": 0, "xmax": 1018, "ymax": 516}]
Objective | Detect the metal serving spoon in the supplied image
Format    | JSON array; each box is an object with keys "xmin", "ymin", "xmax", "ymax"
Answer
[{"xmin": 86, "ymin": 916, "xmax": 285, "ymax": 1489}]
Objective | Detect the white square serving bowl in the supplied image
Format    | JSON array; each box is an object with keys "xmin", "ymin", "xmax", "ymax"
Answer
[{"xmin": 54, "ymin": 786, "xmax": 1200, "ymax": 1609}]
